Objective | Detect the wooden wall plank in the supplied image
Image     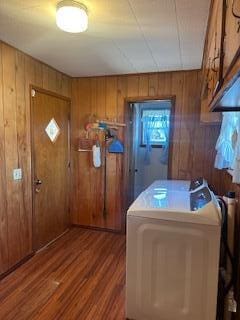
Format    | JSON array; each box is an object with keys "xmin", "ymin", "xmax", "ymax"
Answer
[
  {"xmin": 24, "ymin": 55, "xmax": 37, "ymax": 253},
  {"xmin": 148, "ymin": 74, "xmax": 158, "ymax": 96},
  {"xmin": 2, "ymin": 43, "xmax": 22, "ymax": 267},
  {"xmin": 34, "ymin": 60, "xmax": 43, "ymax": 88},
  {"xmin": 15, "ymin": 51, "xmax": 32, "ymax": 258},
  {"xmin": 169, "ymin": 72, "xmax": 184, "ymax": 179},
  {"xmin": 105, "ymin": 77, "xmax": 119, "ymax": 229},
  {"xmin": 138, "ymin": 75, "xmax": 149, "ymax": 97},
  {"xmin": 158, "ymin": 72, "xmax": 172, "ymax": 95},
  {"xmin": 178, "ymin": 72, "xmax": 198, "ymax": 179},
  {"xmin": 43, "ymin": 65, "xmax": 57, "ymax": 93},
  {"xmin": 106, "ymin": 77, "xmax": 117, "ymax": 121},
  {"xmin": 89, "ymin": 77, "xmax": 105, "ymax": 227},
  {"xmin": 96, "ymin": 77, "xmax": 106, "ymax": 119},
  {"xmin": 117, "ymin": 77, "xmax": 127, "ymax": 228},
  {"xmin": 0, "ymin": 43, "xmax": 9, "ymax": 273},
  {"xmin": 90, "ymin": 78, "xmax": 97, "ymax": 116},
  {"xmin": 127, "ymin": 75, "xmax": 139, "ymax": 98},
  {"xmin": 70, "ymin": 79, "xmax": 79, "ymax": 221},
  {"xmin": 191, "ymin": 71, "xmax": 206, "ymax": 179},
  {"xmin": 62, "ymin": 74, "xmax": 71, "ymax": 97},
  {"xmin": 91, "ymin": 76, "xmax": 106, "ymax": 226},
  {"xmin": 71, "ymin": 78, "xmax": 92, "ymax": 226}
]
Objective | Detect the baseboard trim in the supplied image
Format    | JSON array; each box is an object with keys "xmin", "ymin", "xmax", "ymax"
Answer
[
  {"xmin": 0, "ymin": 226, "xmax": 124, "ymax": 281},
  {"xmin": 0, "ymin": 253, "xmax": 34, "ymax": 281},
  {"xmin": 72, "ymin": 224, "xmax": 125, "ymax": 235},
  {"xmin": 36, "ymin": 228, "xmax": 70, "ymax": 253},
  {"xmin": 0, "ymin": 229, "xmax": 71, "ymax": 281}
]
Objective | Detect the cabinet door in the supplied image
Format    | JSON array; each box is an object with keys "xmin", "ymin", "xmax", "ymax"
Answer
[
  {"xmin": 223, "ymin": 0, "xmax": 240, "ymax": 77},
  {"xmin": 200, "ymin": 0, "xmax": 224, "ymax": 123}
]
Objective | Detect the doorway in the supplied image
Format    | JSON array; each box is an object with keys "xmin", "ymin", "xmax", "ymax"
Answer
[
  {"xmin": 31, "ymin": 88, "xmax": 70, "ymax": 251},
  {"xmin": 129, "ymin": 99, "xmax": 174, "ymax": 200}
]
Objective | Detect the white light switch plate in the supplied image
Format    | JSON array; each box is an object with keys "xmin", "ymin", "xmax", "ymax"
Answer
[{"xmin": 13, "ymin": 168, "xmax": 22, "ymax": 181}]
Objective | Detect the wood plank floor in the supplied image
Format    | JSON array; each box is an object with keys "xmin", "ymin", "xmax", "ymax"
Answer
[{"xmin": 0, "ymin": 228, "xmax": 126, "ymax": 320}]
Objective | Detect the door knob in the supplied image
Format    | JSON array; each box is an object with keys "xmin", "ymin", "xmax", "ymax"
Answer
[
  {"xmin": 35, "ymin": 179, "xmax": 42, "ymax": 185},
  {"xmin": 35, "ymin": 179, "xmax": 42, "ymax": 194}
]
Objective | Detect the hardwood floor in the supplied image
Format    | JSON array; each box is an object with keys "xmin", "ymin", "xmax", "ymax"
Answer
[{"xmin": 0, "ymin": 228, "xmax": 126, "ymax": 320}]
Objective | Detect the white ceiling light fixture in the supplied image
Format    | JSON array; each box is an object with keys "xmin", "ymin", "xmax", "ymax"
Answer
[{"xmin": 56, "ymin": 0, "xmax": 88, "ymax": 33}]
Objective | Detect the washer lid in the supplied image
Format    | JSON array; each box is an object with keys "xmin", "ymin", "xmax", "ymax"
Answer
[
  {"xmin": 145, "ymin": 179, "xmax": 190, "ymax": 193},
  {"xmin": 128, "ymin": 188, "xmax": 221, "ymax": 226},
  {"xmin": 129, "ymin": 189, "xmax": 191, "ymax": 212},
  {"xmin": 146, "ymin": 178, "xmax": 208, "ymax": 194}
]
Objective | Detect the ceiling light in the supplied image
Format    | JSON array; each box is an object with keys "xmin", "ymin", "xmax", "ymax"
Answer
[{"xmin": 56, "ymin": 1, "xmax": 88, "ymax": 33}]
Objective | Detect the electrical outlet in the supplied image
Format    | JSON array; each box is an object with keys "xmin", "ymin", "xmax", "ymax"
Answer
[{"xmin": 13, "ymin": 168, "xmax": 22, "ymax": 181}]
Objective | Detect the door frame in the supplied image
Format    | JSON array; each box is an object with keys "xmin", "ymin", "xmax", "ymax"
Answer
[
  {"xmin": 122, "ymin": 95, "xmax": 176, "ymax": 230},
  {"xmin": 30, "ymin": 86, "xmax": 71, "ymax": 251}
]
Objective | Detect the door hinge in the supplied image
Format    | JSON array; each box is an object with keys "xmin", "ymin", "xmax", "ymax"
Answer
[
  {"xmin": 228, "ymin": 290, "xmax": 237, "ymax": 313},
  {"xmin": 31, "ymin": 89, "xmax": 36, "ymax": 97}
]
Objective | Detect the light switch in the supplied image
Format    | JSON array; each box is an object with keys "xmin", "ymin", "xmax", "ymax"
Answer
[{"xmin": 13, "ymin": 168, "xmax": 22, "ymax": 181}]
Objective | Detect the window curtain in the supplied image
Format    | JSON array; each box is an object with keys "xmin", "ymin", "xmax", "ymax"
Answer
[
  {"xmin": 160, "ymin": 118, "xmax": 170, "ymax": 165},
  {"xmin": 214, "ymin": 112, "xmax": 240, "ymax": 183},
  {"xmin": 142, "ymin": 110, "xmax": 170, "ymax": 165},
  {"xmin": 232, "ymin": 114, "xmax": 240, "ymax": 183}
]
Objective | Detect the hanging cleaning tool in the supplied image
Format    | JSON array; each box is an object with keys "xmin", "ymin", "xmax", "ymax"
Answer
[
  {"xmin": 103, "ymin": 133, "xmax": 108, "ymax": 219},
  {"xmin": 108, "ymin": 136, "xmax": 124, "ymax": 153},
  {"xmin": 92, "ymin": 135, "xmax": 101, "ymax": 168},
  {"xmin": 96, "ymin": 119, "xmax": 126, "ymax": 128},
  {"xmin": 77, "ymin": 132, "xmax": 95, "ymax": 152},
  {"xmin": 85, "ymin": 122, "xmax": 99, "ymax": 131},
  {"xmin": 98, "ymin": 122, "xmax": 108, "ymax": 130}
]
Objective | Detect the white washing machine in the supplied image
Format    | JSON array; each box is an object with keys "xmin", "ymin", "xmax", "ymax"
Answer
[{"xmin": 126, "ymin": 182, "xmax": 221, "ymax": 320}]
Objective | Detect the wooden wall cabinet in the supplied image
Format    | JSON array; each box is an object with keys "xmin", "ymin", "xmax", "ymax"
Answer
[
  {"xmin": 202, "ymin": 0, "xmax": 240, "ymax": 112},
  {"xmin": 200, "ymin": 0, "xmax": 224, "ymax": 123},
  {"xmin": 211, "ymin": 0, "xmax": 240, "ymax": 112}
]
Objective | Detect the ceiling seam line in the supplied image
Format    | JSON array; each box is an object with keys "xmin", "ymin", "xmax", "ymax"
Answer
[
  {"xmin": 112, "ymin": 40, "xmax": 138, "ymax": 74},
  {"xmin": 126, "ymin": 0, "xmax": 160, "ymax": 72},
  {"xmin": 174, "ymin": 0, "xmax": 183, "ymax": 69}
]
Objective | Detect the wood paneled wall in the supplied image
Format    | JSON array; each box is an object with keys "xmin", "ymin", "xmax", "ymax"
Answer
[
  {"xmin": 1, "ymin": 41, "xmax": 239, "ymax": 310},
  {"xmin": 71, "ymin": 70, "xmax": 221, "ymax": 231},
  {"xmin": 0, "ymin": 41, "xmax": 71, "ymax": 275}
]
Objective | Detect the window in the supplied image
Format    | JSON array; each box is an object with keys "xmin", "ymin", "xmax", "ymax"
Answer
[{"xmin": 141, "ymin": 108, "xmax": 170, "ymax": 147}]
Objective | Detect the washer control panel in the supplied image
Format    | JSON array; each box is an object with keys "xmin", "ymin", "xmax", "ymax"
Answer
[
  {"xmin": 189, "ymin": 177, "xmax": 207, "ymax": 192},
  {"xmin": 190, "ymin": 187, "xmax": 212, "ymax": 211}
]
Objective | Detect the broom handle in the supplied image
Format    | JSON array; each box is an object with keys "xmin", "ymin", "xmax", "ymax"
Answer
[
  {"xmin": 97, "ymin": 120, "xmax": 126, "ymax": 127},
  {"xmin": 103, "ymin": 135, "xmax": 107, "ymax": 219}
]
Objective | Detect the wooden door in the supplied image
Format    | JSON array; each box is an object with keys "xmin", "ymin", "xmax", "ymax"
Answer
[{"xmin": 31, "ymin": 89, "xmax": 70, "ymax": 250}]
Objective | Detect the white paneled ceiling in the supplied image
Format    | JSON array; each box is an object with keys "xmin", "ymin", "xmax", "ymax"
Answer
[{"xmin": 0, "ymin": 0, "xmax": 210, "ymax": 76}]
